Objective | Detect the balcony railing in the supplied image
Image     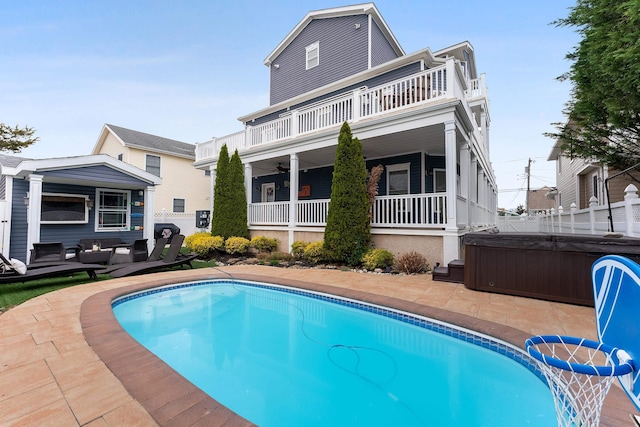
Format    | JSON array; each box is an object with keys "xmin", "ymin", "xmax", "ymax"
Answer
[
  {"xmin": 247, "ymin": 194, "xmax": 448, "ymax": 228},
  {"xmin": 196, "ymin": 62, "xmax": 486, "ymax": 162}
]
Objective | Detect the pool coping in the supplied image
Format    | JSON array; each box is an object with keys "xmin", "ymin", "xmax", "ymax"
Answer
[{"xmin": 80, "ymin": 271, "xmax": 635, "ymax": 426}]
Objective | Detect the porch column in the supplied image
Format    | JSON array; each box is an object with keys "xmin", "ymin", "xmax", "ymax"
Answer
[
  {"xmin": 143, "ymin": 186, "xmax": 155, "ymax": 252},
  {"xmin": 470, "ymin": 155, "xmax": 478, "ymax": 226},
  {"xmin": 288, "ymin": 153, "xmax": 299, "ymax": 250},
  {"xmin": 244, "ymin": 162, "xmax": 253, "ymax": 205},
  {"xmin": 460, "ymin": 142, "xmax": 470, "ymax": 229},
  {"xmin": 443, "ymin": 121, "xmax": 459, "ymax": 264},
  {"xmin": 26, "ymin": 174, "xmax": 44, "ymax": 263}
]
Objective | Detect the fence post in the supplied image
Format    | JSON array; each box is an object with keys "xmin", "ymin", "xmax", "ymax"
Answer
[
  {"xmin": 589, "ymin": 196, "xmax": 598, "ymax": 235},
  {"xmin": 550, "ymin": 208, "xmax": 555, "ymax": 233},
  {"xmin": 558, "ymin": 206, "xmax": 563, "ymax": 233},
  {"xmin": 570, "ymin": 203, "xmax": 576, "ymax": 234},
  {"xmin": 624, "ymin": 184, "xmax": 639, "ymax": 237},
  {"xmin": 352, "ymin": 88, "xmax": 361, "ymax": 122}
]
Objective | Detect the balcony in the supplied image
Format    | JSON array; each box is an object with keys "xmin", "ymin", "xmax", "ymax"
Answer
[
  {"xmin": 196, "ymin": 63, "xmax": 488, "ymax": 162},
  {"xmin": 247, "ymin": 193, "xmax": 448, "ymax": 228}
]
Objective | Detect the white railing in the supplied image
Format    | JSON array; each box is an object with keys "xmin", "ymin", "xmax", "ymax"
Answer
[
  {"xmin": 497, "ymin": 185, "xmax": 640, "ymax": 238},
  {"xmin": 247, "ymin": 115, "xmax": 291, "ymax": 147},
  {"xmin": 247, "ymin": 194, "xmax": 449, "ymax": 228},
  {"xmin": 195, "ymin": 61, "xmax": 488, "ymax": 162},
  {"xmin": 248, "ymin": 201, "xmax": 289, "ymax": 225},
  {"xmin": 297, "ymin": 199, "xmax": 330, "ymax": 225}
]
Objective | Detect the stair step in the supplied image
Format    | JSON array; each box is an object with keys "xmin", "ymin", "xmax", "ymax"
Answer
[{"xmin": 432, "ymin": 259, "xmax": 465, "ymax": 284}]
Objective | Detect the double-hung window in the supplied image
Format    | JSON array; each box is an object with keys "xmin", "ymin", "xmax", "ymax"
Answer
[
  {"xmin": 173, "ymin": 198, "xmax": 185, "ymax": 213},
  {"xmin": 306, "ymin": 42, "xmax": 319, "ymax": 70},
  {"xmin": 96, "ymin": 189, "xmax": 130, "ymax": 231},
  {"xmin": 146, "ymin": 154, "xmax": 161, "ymax": 177}
]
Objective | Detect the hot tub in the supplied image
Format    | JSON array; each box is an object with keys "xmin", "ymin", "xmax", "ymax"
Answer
[{"xmin": 463, "ymin": 232, "xmax": 640, "ymax": 306}]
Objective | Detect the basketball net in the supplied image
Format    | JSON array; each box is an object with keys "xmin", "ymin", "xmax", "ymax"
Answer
[{"xmin": 526, "ymin": 335, "xmax": 634, "ymax": 427}]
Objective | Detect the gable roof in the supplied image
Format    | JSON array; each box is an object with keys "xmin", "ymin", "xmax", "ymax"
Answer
[
  {"xmin": 92, "ymin": 124, "xmax": 195, "ymax": 159},
  {"xmin": 0, "ymin": 153, "xmax": 31, "ymax": 169},
  {"xmin": 264, "ymin": 3, "xmax": 404, "ymax": 66}
]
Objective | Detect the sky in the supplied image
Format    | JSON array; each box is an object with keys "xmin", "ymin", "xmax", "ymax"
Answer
[{"xmin": 1, "ymin": 0, "xmax": 580, "ymax": 209}]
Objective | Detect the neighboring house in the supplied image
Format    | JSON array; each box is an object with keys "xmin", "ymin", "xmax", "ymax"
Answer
[
  {"xmin": 92, "ymin": 124, "xmax": 211, "ymax": 235},
  {"xmin": 194, "ymin": 3, "xmax": 497, "ymax": 265},
  {"xmin": 547, "ymin": 141, "xmax": 640, "ymax": 210},
  {"xmin": 0, "ymin": 153, "xmax": 161, "ymax": 263},
  {"xmin": 527, "ymin": 186, "xmax": 556, "ymax": 214}
]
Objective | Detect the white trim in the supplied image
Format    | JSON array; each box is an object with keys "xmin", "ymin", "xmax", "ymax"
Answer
[
  {"xmin": 40, "ymin": 192, "xmax": 89, "ymax": 224},
  {"xmin": 433, "ymin": 168, "xmax": 446, "ymax": 193},
  {"xmin": 367, "ymin": 13, "xmax": 372, "ymax": 69},
  {"xmin": 386, "ymin": 162, "xmax": 410, "ymax": 195},
  {"xmin": 305, "ymin": 42, "xmax": 319, "ymax": 70}
]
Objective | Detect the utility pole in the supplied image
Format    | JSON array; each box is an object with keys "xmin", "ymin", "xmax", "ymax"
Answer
[{"xmin": 525, "ymin": 158, "xmax": 532, "ymax": 214}]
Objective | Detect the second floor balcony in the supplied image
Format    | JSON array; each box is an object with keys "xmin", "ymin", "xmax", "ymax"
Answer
[{"xmin": 196, "ymin": 62, "xmax": 488, "ymax": 163}]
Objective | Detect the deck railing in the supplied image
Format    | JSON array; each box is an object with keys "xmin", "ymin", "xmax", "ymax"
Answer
[
  {"xmin": 195, "ymin": 62, "xmax": 487, "ymax": 162},
  {"xmin": 248, "ymin": 194, "xmax": 448, "ymax": 228}
]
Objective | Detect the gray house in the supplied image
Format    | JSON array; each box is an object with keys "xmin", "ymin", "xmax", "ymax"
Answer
[
  {"xmin": 0, "ymin": 153, "xmax": 161, "ymax": 263},
  {"xmin": 194, "ymin": 3, "xmax": 497, "ymax": 265}
]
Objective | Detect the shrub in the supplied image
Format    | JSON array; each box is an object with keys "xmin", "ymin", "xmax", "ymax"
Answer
[
  {"xmin": 224, "ymin": 236, "xmax": 251, "ymax": 255},
  {"xmin": 291, "ymin": 241, "xmax": 309, "ymax": 259},
  {"xmin": 184, "ymin": 233, "xmax": 224, "ymax": 257},
  {"xmin": 303, "ymin": 241, "xmax": 326, "ymax": 264},
  {"xmin": 324, "ymin": 122, "xmax": 371, "ymax": 265},
  {"xmin": 394, "ymin": 251, "xmax": 429, "ymax": 274},
  {"xmin": 250, "ymin": 236, "xmax": 279, "ymax": 253},
  {"xmin": 361, "ymin": 249, "xmax": 395, "ymax": 271}
]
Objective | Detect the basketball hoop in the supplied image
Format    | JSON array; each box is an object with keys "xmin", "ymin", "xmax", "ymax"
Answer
[{"xmin": 526, "ymin": 335, "xmax": 634, "ymax": 427}]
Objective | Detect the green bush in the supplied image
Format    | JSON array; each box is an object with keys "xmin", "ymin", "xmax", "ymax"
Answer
[
  {"xmin": 250, "ymin": 236, "xmax": 279, "ymax": 253},
  {"xmin": 291, "ymin": 241, "xmax": 309, "ymax": 258},
  {"xmin": 303, "ymin": 241, "xmax": 326, "ymax": 264},
  {"xmin": 184, "ymin": 233, "xmax": 224, "ymax": 257},
  {"xmin": 224, "ymin": 237, "xmax": 251, "ymax": 255},
  {"xmin": 394, "ymin": 251, "xmax": 429, "ymax": 274},
  {"xmin": 324, "ymin": 122, "xmax": 371, "ymax": 265},
  {"xmin": 361, "ymin": 249, "xmax": 395, "ymax": 271}
]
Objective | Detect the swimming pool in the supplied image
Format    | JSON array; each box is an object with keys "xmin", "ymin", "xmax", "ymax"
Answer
[{"xmin": 113, "ymin": 279, "xmax": 556, "ymax": 426}]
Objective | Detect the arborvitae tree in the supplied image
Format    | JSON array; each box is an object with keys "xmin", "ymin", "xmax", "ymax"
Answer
[
  {"xmin": 227, "ymin": 149, "xmax": 249, "ymax": 239},
  {"xmin": 211, "ymin": 144, "xmax": 230, "ymax": 237},
  {"xmin": 324, "ymin": 122, "xmax": 370, "ymax": 265}
]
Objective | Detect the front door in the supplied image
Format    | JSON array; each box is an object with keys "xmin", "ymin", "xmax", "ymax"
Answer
[{"xmin": 262, "ymin": 183, "xmax": 275, "ymax": 203}]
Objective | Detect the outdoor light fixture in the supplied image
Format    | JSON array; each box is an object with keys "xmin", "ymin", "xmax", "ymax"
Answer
[
  {"xmin": 86, "ymin": 198, "xmax": 94, "ymax": 209},
  {"xmin": 23, "ymin": 193, "xmax": 29, "ymax": 205}
]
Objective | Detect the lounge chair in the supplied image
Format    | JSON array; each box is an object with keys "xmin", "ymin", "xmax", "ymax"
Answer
[
  {"xmin": 0, "ymin": 253, "xmax": 104, "ymax": 284},
  {"xmin": 108, "ymin": 235, "xmax": 198, "ymax": 278},
  {"xmin": 97, "ymin": 237, "xmax": 168, "ymax": 274}
]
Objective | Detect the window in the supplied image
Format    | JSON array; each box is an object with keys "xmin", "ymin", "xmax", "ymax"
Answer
[
  {"xmin": 146, "ymin": 154, "xmax": 161, "ymax": 176},
  {"xmin": 96, "ymin": 189, "xmax": 130, "ymax": 231},
  {"xmin": 592, "ymin": 173, "xmax": 599, "ymax": 199},
  {"xmin": 387, "ymin": 163, "xmax": 410, "ymax": 195},
  {"xmin": 434, "ymin": 169, "xmax": 446, "ymax": 193},
  {"xmin": 262, "ymin": 183, "xmax": 276, "ymax": 203},
  {"xmin": 173, "ymin": 198, "xmax": 185, "ymax": 213},
  {"xmin": 204, "ymin": 170, "xmax": 211, "ymax": 176},
  {"xmin": 306, "ymin": 42, "xmax": 319, "ymax": 70},
  {"xmin": 40, "ymin": 193, "xmax": 89, "ymax": 224},
  {"xmin": 117, "ymin": 153, "xmax": 123, "ymax": 161}
]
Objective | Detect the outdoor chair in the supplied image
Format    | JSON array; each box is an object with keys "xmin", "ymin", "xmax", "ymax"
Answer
[
  {"xmin": 0, "ymin": 253, "xmax": 103, "ymax": 284},
  {"xmin": 107, "ymin": 235, "xmax": 198, "ymax": 278},
  {"xmin": 97, "ymin": 238, "xmax": 168, "ymax": 274},
  {"xmin": 30, "ymin": 242, "xmax": 74, "ymax": 264}
]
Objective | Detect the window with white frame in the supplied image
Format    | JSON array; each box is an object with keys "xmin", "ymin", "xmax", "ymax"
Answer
[
  {"xmin": 146, "ymin": 154, "xmax": 161, "ymax": 176},
  {"xmin": 96, "ymin": 189, "xmax": 130, "ymax": 231},
  {"xmin": 387, "ymin": 163, "xmax": 410, "ymax": 195},
  {"xmin": 306, "ymin": 42, "xmax": 319, "ymax": 70},
  {"xmin": 173, "ymin": 198, "xmax": 185, "ymax": 213}
]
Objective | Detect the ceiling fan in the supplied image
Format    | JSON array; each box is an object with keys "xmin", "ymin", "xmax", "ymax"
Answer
[{"xmin": 276, "ymin": 163, "xmax": 290, "ymax": 173}]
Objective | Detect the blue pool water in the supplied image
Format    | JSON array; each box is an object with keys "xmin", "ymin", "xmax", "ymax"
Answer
[{"xmin": 113, "ymin": 280, "xmax": 556, "ymax": 426}]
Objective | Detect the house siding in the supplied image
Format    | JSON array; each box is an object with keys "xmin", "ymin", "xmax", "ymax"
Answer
[
  {"xmin": 10, "ymin": 179, "xmax": 145, "ymax": 263},
  {"xmin": 607, "ymin": 170, "xmax": 640, "ymax": 203},
  {"xmin": 42, "ymin": 165, "xmax": 150, "ymax": 187},
  {"xmin": 270, "ymin": 15, "xmax": 370, "ymax": 105},
  {"xmin": 370, "ymin": 18, "xmax": 399, "ymax": 67}
]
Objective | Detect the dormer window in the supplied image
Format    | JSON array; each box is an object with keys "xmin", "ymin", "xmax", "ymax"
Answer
[{"xmin": 306, "ymin": 42, "xmax": 319, "ymax": 70}]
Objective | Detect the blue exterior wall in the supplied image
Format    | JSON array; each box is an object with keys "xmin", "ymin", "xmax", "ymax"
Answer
[
  {"xmin": 370, "ymin": 19, "xmax": 399, "ymax": 67},
  {"xmin": 425, "ymin": 154, "xmax": 446, "ymax": 193},
  {"xmin": 250, "ymin": 152, "xmax": 432, "ymax": 203},
  {"xmin": 42, "ymin": 165, "xmax": 150, "ymax": 187},
  {"xmin": 270, "ymin": 15, "xmax": 370, "ymax": 105},
  {"xmin": 8, "ymin": 167, "xmax": 149, "ymax": 262}
]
